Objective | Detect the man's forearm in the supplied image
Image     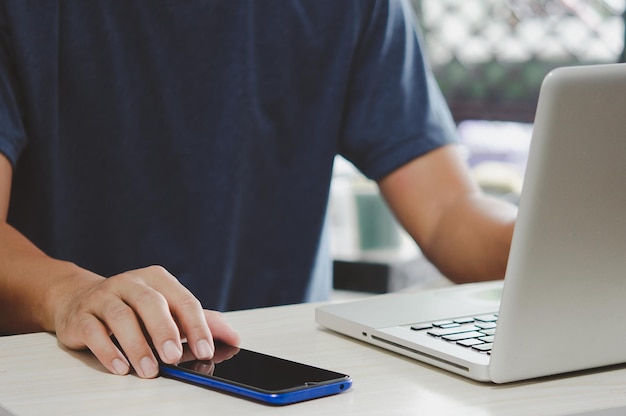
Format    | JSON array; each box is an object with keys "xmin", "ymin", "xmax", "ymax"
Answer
[
  {"xmin": 378, "ymin": 145, "xmax": 517, "ymax": 284},
  {"xmin": 0, "ymin": 222, "xmax": 102, "ymax": 334},
  {"xmin": 424, "ymin": 193, "xmax": 517, "ymax": 283}
]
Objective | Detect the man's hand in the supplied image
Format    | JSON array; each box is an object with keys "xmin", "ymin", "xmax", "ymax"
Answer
[{"xmin": 53, "ymin": 265, "xmax": 240, "ymax": 378}]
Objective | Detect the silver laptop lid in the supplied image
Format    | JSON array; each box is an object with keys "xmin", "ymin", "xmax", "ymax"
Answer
[{"xmin": 490, "ymin": 63, "xmax": 626, "ymax": 383}]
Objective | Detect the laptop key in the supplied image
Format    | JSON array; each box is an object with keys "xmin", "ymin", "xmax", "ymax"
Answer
[
  {"xmin": 475, "ymin": 322, "xmax": 497, "ymax": 330},
  {"xmin": 409, "ymin": 323, "xmax": 433, "ymax": 331},
  {"xmin": 427, "ymin": 325, "xmax": 480, "ymax": 337},
  {"xmin": 442, "ymin": 331, "xmax": 484, "ymax": 341},
  {"xmin": 474, "ymin": 314, "xmax": 498, "ymax": 322},
  {"xmin": 432, "ymin": 320, "xmax": 455, "ymax": 327},
  {"xmin": 453, "ymin": 317, "xmax": 475, "ymax": 324},
  {"xmin": 472, "ymin": 343, "xmax": 493, "ymax": 353},
  {"xmin": 456, "ymin": 338, "xmax": 484, "ymax": 347}
]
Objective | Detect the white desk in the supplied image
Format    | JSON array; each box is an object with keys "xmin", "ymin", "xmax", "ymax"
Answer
[{"xmin": 1, "ymin": 301, "xmax": 626, "ymax": 416}]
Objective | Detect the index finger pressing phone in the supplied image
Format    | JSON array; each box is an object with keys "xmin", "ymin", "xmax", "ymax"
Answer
[{"xmin": 159, "ymin": 341, "xmax": 353, "ymax": 405}]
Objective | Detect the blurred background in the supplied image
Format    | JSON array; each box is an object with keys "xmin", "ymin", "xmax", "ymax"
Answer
[{"xmin": 329, "ymin": 0, "xmax": 626, "ymax": 298}]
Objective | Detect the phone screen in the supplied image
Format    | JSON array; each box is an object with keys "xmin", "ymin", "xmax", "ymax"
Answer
[{"xmin": 160, "ymin": 342, "xmax": 352, "ymax": 405}]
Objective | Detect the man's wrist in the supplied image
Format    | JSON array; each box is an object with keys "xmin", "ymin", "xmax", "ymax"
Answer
[{"xmin": 41, "ymin": 262, "xmax": 105, "ymax": 333}]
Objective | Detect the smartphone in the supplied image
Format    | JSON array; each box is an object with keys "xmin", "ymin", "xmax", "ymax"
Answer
[{"xmin": 159, "ymin": 342, "xmax": 352, "ymax": 405}]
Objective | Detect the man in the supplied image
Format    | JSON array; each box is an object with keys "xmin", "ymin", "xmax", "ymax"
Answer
[{"xmin": 0, "ymin": 1, "xmax": 516, "ymax": 378}]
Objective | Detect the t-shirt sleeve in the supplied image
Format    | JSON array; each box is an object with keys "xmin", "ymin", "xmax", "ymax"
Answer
[
  {"xmin": 339, "ymin": 0, "xmax": 457, "ymax": 180},
  {"xmin": 0, "ymin": 19, "xmax": 27, "ymax": 167}
]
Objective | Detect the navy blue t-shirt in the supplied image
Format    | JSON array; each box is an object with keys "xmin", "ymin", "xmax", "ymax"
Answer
[{"xmin": 0, "ymin": 0, "xmax": 456, "ymax": 310}]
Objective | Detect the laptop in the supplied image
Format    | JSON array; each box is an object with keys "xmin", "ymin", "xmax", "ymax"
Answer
[{"xmin": 316, "ymin": 63, "xmax": 626, "ymax": 383}]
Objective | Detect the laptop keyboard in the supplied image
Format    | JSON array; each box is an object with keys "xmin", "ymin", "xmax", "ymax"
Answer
[{"xmin": 409, "ymin": 313, "xmax": 498, "ymax": 354}]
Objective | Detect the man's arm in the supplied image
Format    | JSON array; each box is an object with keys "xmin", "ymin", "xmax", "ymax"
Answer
[
  {"xmin": 0, "ymin": 154, "xmax": 239, "ymax": 377},
  {"xmin": 378, "ymin": 144, "xmax": 517, "ymax": 283}
]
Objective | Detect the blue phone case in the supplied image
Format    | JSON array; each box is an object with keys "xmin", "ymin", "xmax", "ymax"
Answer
[{"xmin": 160, "ymin": 365, "xmax": 352, "ymax": 405}]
